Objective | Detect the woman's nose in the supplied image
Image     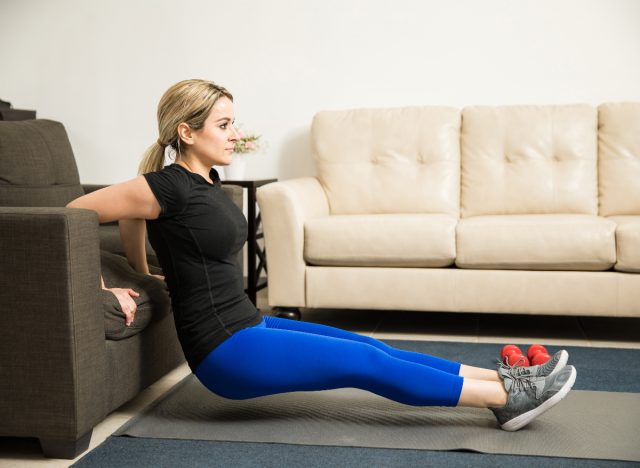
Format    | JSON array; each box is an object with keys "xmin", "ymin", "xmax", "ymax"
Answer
[{"xmin": 230, "ymin": 125, "xmax": 240, "ymax": 140}]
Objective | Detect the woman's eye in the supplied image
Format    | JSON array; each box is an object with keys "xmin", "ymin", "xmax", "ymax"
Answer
[{"xmin": 220, "ymin": 124, "xmax": 227, "ymax": 129}]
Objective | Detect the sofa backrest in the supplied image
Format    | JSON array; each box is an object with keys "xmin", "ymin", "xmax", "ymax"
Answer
[
  {"xmin": 312, "ymin": 107, "xmax": 461, "ymax": 216},
  {"xmin": 460, "ymin": 105, "xmax": 598, "ymax": 217},
  {"xmin": 598, "ymin": 102, "xmax": 640, "ymax": 216},
  {"xmin": 0, "ymin": 119, "xmax": 84, "ymax": 207}
]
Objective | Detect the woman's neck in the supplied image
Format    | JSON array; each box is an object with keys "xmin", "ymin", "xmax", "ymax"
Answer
[{"xmin": 176, "ymin": 158, "xmax": 213, "ymax": 184}]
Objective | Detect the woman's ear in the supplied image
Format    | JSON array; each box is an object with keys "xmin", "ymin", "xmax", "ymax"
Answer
[{"xmin": 177, "ymin": 122, "xmax": 194, "ymax": 145}]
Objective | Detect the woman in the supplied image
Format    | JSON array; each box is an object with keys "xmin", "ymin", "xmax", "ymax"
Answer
[{"xmin": 67, "ymin": 79, "xmax": 576, "ymax": 432}]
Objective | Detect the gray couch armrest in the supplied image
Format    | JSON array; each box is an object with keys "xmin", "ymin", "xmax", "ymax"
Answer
[{"xmin": 0, "ymin": 207, "xmax": 108, "ymax": 443}]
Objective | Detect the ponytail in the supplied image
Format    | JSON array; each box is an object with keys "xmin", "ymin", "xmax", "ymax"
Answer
[{"xmin": 138, "ymin": 141, "xmax": 165, "ymax": 175}]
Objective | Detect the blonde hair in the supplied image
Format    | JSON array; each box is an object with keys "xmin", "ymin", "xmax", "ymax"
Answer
[{"xmin": 138, "ymin": 79, "xmax": 233, "ymax": 175}]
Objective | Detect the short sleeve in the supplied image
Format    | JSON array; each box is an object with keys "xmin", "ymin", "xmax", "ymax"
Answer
[{"xmin": 143, "ymin": 167, "xmax": 190, "ymax": 218}]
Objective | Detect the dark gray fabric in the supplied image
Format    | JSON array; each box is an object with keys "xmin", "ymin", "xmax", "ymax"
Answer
[
  {"xmin": 100, "ymin": 251, "xmax": 171, "ymax": 340},
  {"xmin": 97, "ymin": 224, "xmax": 161, "ymax": 268},
  {"xmin": 0, "ymin": 208, "xmax": 185, "ymax": 447},
  {"xmin": 115, "ymin": 374, "xmax": 640, "ymax": 462},
  {"xmin": 0, "ymin": 184, "xmax": 86, "ymax": 207},
  {"xmin": 105, "ymin": 312, "xmax": 184, "ymax": 411},
  {"xmin": 0, "ymin": 207, "xmax": 107, "ymax": 441},
  {"xmin": 72, "ymin": 437, "xmax": 638, "ymax": 468},
  {"xmin": 0, "ymin": 119, "xmax": 84, "ymax": 207},
  {"xmin": 0, "ymin": 121, "xmax": 245, "ymax": 457}
]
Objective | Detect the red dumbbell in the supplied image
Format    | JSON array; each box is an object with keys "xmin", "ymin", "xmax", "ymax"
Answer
[
  {"xmin": 527, "ymin": 344, "xmax": 548, "ymax": 361},
  {"xmin": 506, "ymin": 353, "xmax": 530, "ymax": 367},
  {"xmin": 501, "ymin": 344, "xmax": 522, "ymax": 360},
  {"xmin": 531, "ymin": 352, "xmax": 552, "ymax": 365}
]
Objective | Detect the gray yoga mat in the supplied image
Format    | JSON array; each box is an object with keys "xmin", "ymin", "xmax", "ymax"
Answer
[{"xmin": 115, "ymin": 375, "xmax": 640, "ymax": 462}]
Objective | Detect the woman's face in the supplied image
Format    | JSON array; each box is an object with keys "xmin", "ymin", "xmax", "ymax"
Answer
[{"xmin": 190, "ymin": 96, "xmax": 239, "ymax": 166}]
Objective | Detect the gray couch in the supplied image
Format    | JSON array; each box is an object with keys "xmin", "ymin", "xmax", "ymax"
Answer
[{"xmin": 0, "ymin": 119, "xmax": 242, "ymax": 458}]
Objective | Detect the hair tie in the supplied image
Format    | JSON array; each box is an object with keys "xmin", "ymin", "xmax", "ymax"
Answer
[{"xmin": 157, "ymin": 139, "xmax": 165, "ymax": 147}]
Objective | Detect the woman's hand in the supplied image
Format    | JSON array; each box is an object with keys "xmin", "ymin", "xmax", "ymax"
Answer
[{"xmin": 106, "ymin": 288, "xmax": 140, "ymax": 326}]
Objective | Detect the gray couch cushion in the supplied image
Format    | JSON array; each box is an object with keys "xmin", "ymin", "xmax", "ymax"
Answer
[
  {"xmin": 100, "ymin": 251, "xmax": 171, "ymax": 340},
  {"xmin": 98, "ymin": 224, "xmax": 161, "ymax": 268},
  {"xmin": 0, "ymin": 119, "xmax": 84, "ymax": 207}
]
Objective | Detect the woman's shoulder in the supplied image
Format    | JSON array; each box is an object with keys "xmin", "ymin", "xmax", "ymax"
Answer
[
  {"xmin": 142, "ymin": 164, "xmax": 192, "ymax": 214},
  {"xmin": 144, "ymin": 164, "xmax": 191, "ymax": 186}
]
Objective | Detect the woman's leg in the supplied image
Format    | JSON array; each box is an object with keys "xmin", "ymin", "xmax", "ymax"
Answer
[
  {"xmin": 195, "ymin": 319, "xmax": 574, "ymax": 432},
  {"xmin": 195, "ymin": 323, "xmax": 466, "ymax": 407},
  {"xmin": 263, "ymin": 316, "xmax": 500, "ymax": 381},
  {"xmin": 459, "ymin": 365, "xmax": 501, "ymax": 382}
]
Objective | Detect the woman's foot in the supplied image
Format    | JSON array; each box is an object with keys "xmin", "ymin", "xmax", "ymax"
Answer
[{"xmin": 491, "ymin": 365, "xmax": 576, "ymax": 431}]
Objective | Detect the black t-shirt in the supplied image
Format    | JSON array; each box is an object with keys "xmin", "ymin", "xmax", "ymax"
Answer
[{"xmin": 143, "ymin": 164, "xmax": 261, "ymax": 370}]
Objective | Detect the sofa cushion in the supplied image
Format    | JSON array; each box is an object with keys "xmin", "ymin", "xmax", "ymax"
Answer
[
  {"xmin": 100, "ymin": 250, "xmax": 171, "ymax": 340},
  {"xmin": 456, "ymin": 215, "xmax": 616, "ymax": 270},
  {"xmin": 461, "ymin": 105, "xmax": 598, "ymax": 217},
  {"xmin": 609, "ymin": 216, "xmax": 640, "ymax": 273},
  {"xmin": 98, "ymin": 224, "xmax": 161, "ymax": 268},
  {"xmin": 304, "ymin": 214, "xmax": 457, "ymax": 267},
  {"xmin": 312, "ymin": 107, "xmax": 461, "ymax": 216},
  {"xmin": 598, "ymin": 103, "xmax": 640, "ymax": 216},
  {"xmin": 0, "ymin": 119, "xmax": 84, "ymax": 207}
]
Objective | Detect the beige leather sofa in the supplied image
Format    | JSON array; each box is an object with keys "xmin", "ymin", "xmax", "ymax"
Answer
[{"xmin": 257, "ymin": 103, "xmax": 640, "ymax": 318}]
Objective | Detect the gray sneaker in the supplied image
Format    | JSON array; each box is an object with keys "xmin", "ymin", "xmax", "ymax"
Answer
[
  {"xmin": 498, "ymin": 350, "xmax": 569, "ymax": 379},
  {"xmin": 491, "ymin": 365, "xmax": 577, "ymax": 431}
]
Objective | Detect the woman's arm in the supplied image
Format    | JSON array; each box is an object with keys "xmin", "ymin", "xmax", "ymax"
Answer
[
  {"xmin": 66, "ymin": 175, "xmax": 161, "ymax": 222},
  {"xmin": 67, "ymin": 176, "xmax": 160, "ymax": 326},
  {"xmin": 119, "ymin": 218, "xmax": 150, "ymax": 274}
]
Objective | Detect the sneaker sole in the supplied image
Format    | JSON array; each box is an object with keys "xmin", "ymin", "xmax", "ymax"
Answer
[
  {"xmin": 547, "ymin": 350, "xmax": 569, "ymax": 377},
  {"xmin": 501, "ymin": 366, "xmax": 577, "ymax": 432}
]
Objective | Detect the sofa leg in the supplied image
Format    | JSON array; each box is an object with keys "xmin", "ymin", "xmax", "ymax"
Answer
[
  {"xmin": 272, "ymin": 307, "xmax": 301, "ymax": 320},
  {"xmin": 39, "ymin": 429, "xmax": 92, "ymax": 459}
]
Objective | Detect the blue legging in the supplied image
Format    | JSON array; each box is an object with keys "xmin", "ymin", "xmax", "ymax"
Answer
[{"xmin": 194, "ymin": 316, "xmax": 464, "ymax": 407}]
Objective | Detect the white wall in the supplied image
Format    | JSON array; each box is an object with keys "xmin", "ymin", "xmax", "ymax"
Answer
[{"xmin": 1, "ymin": 0, "xmax": 639, "ymax": 184}]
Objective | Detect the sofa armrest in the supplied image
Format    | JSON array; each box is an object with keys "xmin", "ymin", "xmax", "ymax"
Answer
[
  {"xmin": 0, "ymin": 207, "xmax": 108, "ymax": 443},
  {"xmin": 257, "ymin": 177, "xmax": 329, "ymax": 307}
]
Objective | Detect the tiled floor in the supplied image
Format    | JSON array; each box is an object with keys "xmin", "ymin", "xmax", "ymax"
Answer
[{"xmin": 1, "ymin": 289, "xmax": 639, "ymax": 467}]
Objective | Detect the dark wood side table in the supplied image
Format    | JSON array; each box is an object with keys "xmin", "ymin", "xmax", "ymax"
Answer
[{"xmin": 222, "ymin": 178, "xmax": 277, "ymax": 306}]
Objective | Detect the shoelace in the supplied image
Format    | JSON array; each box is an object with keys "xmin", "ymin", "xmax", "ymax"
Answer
[
  {"xmin": 508, "ymin": 373, "xmax": 541, "ymax": 395},
  {"xmin": 497, "ymin": 357, "xmax": 532, "ymax": 378},
  {"xmin": 497, "ymin": 358, "xmax": 544, "ymax": 397}
]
